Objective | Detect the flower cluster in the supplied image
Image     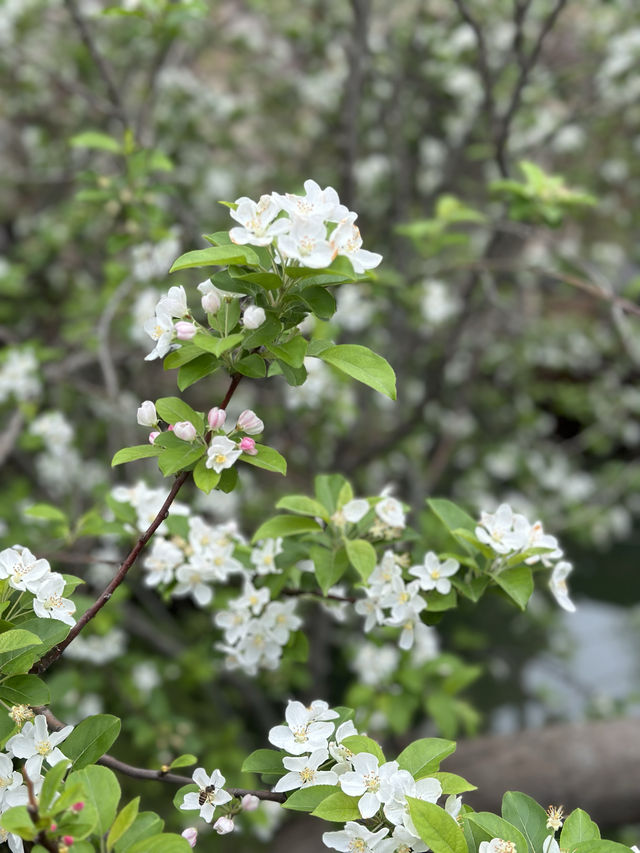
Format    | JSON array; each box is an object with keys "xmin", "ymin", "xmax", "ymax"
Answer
[
  {"xmin": 229, "ymin": 179, "xmax": 382, "ymax": 273},
  {"xmin": 356, "ymin": 551, "xmax": 458, "ymax": 650},
  {"xmin": 0, "ymin": 714, "xmax": 75, "ymax": 853},
  {"xmin": 214, "ymin": 577, "xmax": 301, "ymax": 675},
  {"xmin": 180, "ymin": 767, "xmax": 233, "ymax": 829},
  {"xmin": 0, "ymin": 546, "xmax": 76, "ymax": 626},
  {"xmin": 267, "ymin": 699, "xmax": 461, "ymax": 853},
  {"xmin": 475, "ymin": 503, "xmax": 576, "ymax": 612},
  {"xmin": 137, "ymin": 400, "xmax": 263, "ymax": 471},
  {"xmin": 0, "ymin": 348, "xmax": 40, "ymax": 405}
]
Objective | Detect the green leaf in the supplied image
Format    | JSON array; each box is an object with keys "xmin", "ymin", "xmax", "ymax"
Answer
[
  {"xmin": 275, "ymin": 358, "xmax": 307, "ymax": 386},
  {"xmin": 266, "ymin": 336, "xmax": 308, "ymax": 368},
  {"xmin": 68, "ymin": 765, "xmax": 121, "ymax": 835},
  {"xmin": 315, "ymin": 474, "xmax": 349, "ymax": 514},
  {"xmin": 40, "ymin": 759, "xmax": 71, "ymax": 813},
  {"xmin": 128, "ymin": 833, "xmax": 192, "ymax": 853},
  {"xmin": 114, "ymin": 813, "xmax": 164, "ymax": 852},
  {"xmin": 0, "ymin": 618, "xmax": 68, "ymax": 676},
  {"xmin": 572, "ymin": 843, "xmax": 630, "ymax": 853},
  {"xmin": 155, "ymin": 397, "xmax": 204, "ymax": 431},
  {"xmin": 107, "ymin": 797, "xmax": 140, "ymax": 851},
  {"xmin": 428, "ymin": 498, "xmax": 477, "ymax": 555},
  {"xmin": 0, "ymin": 629, "xmax": 41, "ymax": 654},
  {"xmin": 192, "ymin": 458, "xmax": 220, "ymax": 494},
  {"xmin": 0, "ymin": 806, "xmax": 36, "ymax": 839},
  {"xmin": 431, "ymin": 772, "xmax": 477, "ymax": 795},
  {"xmin": 158, "ymin": 444, "xmax": 205, "ymax": 477},
  {"xmin": 282, "ymin": 785, "xmax": 337, "ymax": 812},
  {"xmin": 217, "ymin": 466, "xmax": 238, "ymax": 493},
  {"xmin": 62, "ymin": 714, "xmax": 121, "ymax": 769},
  {"xmin": 169, "ymin": 245, "xmax": 259, "ymax": 272},
  {"xmin": 0, "ymin": 674, "xmax": 50, "ymax": 706},
  {"xmin": 397, "ymin": 738, "xmax": 457, "ymax": 777},
  {"xmin": 318, "ymin": 344, "xmax": 396, "ymax": 400},
  {"xmin": 341, "ymin": 735, "xmax": 385, "ymax": 764},
  {"xmin": 465, "ymin": 813, "xmax": 528, "ymax": 853},
  {"xmin": 560, "ymin": 809, "xmax": 601, "ymax": 851},
  {"xmin": 168, "ymin": 754, "xmax": 197, "ymax": 770},
  {"xmin": 241, "ymin": 749, "xmax": 286, "ymax": 775},
  {"xmin": 311, "ymin": 790, "xmax": 361, "ymax": 822},
  {"xmin": 163, "ymin": 343, "xmax": 204, "ymax": 369},
  {"xmin": 24, "ymin": 503, "xmax": 68, "ymax": 523},
  {"xmin": 299, "ymin": 285, "xmax": 336, "ymax": 319},
  {"xmin": 344, "ymin": 539, "xmax": 377, "ymax": 581},
  {"xmin": 502, "ymin": 791, "xmax": 550, "ymax": 853},
  {"xmin": 240, "ymin": 444, "xmax": 287, "ymax": 475},
  {"xmin": 177, "ymin": 354, "xmax": 218, "ymax": 391},
  {"xmin": 71, "ymin": 131, "xmax": 122, "ymax": 153},
  {"xmin": 252, "ymin": 515, "xmax": 322, "ymax": 543},
  {"xmin": 228, "ymin": 268, "xmax": 282, "ymax": 290},
  {"xmin": 311, "ymin": 546, "xmax": 348, "ymax": 595},
  {"xmin": 111, "ymin": 444, "xmax": 162, "ymax": 466},
  {"xmin": 494, "ymin": 566, "xmax": 534, "ymax": 611},
  {"xmin": 192, "ymin": 331, "xmax": 243, "ymax": 358},
  {"xmin": 242, "ymin": 315, "xmax": 282, "ymax": 348},
  {"xmin": 408, "ymin": 798, "xmax": 468, "ymax": 853},
  {"xmin": 235, "ymin": 354, "xmax": 267, "ymax": 378},
  {"xmin": 276, "ymin": 495, "xmax": 329, "ymax": 521}
]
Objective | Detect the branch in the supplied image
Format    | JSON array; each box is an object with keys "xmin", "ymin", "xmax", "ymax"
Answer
[
  {"xmin": 452, "ymin": 0, "xmax": 496, "ymax": 130},
  {"xmin": 282, "ymin": 587, "xmax": 356, "ymax": 604},
  {"xmin": 36, "ymin": 707, "xmax": 285, "ymax": 803},
  {"xmin": 31, "ymin": 372, "xmax": 243, "ymax": 675},
  {"xmin": 62, "ymin": 0, "xmax": 128, "ymax": 127}
]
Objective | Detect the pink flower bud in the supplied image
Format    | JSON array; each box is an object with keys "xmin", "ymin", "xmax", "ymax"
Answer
[
  {"xmin": 213, "ymin": 816, "xmax": 234, "ymax": 835},
  {"xmin": 71, "ymin": 802, "xmax": 85, "ymax": 812},
  {"xmin": 50, "ymin": 823, "xmax": 57, "ymax": 831},
  {"xmin": 174, "ymin": 321, "xmax": 197, "ymax": 341},
  {"xmin": 137, "ymin": 400, "xmax": 157, "ymax": 427},
  {"xmin": 238, "ymin": 436, "xmax": 258, "ymax": 455},
  {"xmin": 236, "ymin": 409, "xmax": 264, "ymax": 435},
  {"xmin": 241, "ymin": 794, "xmax": 259, "ymax": 811},
  {"xmin": 168, "ymin": 424, "xmax": 175, "ymax": 431},
  {"xmin": 149, "ymin": 431, "xmax": 160, "ymax": 445},
  {"xmin": 207, "ymin": 407, "xmax": 227, "ymax": 430},
  {"xmin": 173, "ymin": 421, "xmax": 197, "ymax": 441},
  {"xmin": 201, "ymin": 289, "xmax": 221, "ymax": 314},
  {"xmin": 181, "ymin": 827, "xmax": 198, "ymax": 848},
  {"xmin": 62, "ymin": 837, "xmax": 74, "ymax": 846}
]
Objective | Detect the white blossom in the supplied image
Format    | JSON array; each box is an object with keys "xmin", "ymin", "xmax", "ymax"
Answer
[
  {"xmin": 136, "ymin": 400, "xmax": 157, "ymax": 427},
  {"xmin": 172, "ymin": 563, "xmax": 215, "ymax": 607},
  {"xmin": 251, "ymin": 538, "xmax": 283, "ymax": 575},
  {"xmin": 229, "ymin": 194, "xmax": 290, "ymax": 246},
  {"xmin": 273, "ymin": 748, "xmax": 338, "ymax": 792},
  {"xmin": 331, "ymin": 213, "xmax": 383, "ymax": 274},
  {"xmin": 342, "ymin": 499, "xmax": 370, "ymax": 523},
  {"xmin": 142, "ymin": 538, "xmax": 184, "ymax": 587},
  {"xmin": 375, "ymin": 496, "xmax": 406, "ymax": 529},
  {"xmin": 157, "ymin": 285, "xmax": 188, "ymax": 318},
  {"xmin": 475, "ymin": 504, "xmax": 529, "ymax": 555},
  {"xmin": 268, "ymin": 700, "xmax": 335, "ymax": 755},
  {"xmin": 339, "ymin": 752, "xmax": 400, "ymax": 819},
  {"xmin": 323, "ymin": 821, "xmax": 389, "ymax": 852},
  {"xmin": 549, "ymin": 561, "xmax": 576, "ymax": 613},
  {"xmin": 409, "ymin": 553, "xmax": 460, "ymax": 595},
  {"xmin": 32, "ymin": 574, "xmax": 76, "ymax": 626},
  {"xmin": 180, "ymin": 768, "xmax": 232, "ymax": 823},
  {"xmin": 6, "ymin": 715, "xmax": 73, "ymax": 779},
  {"xmin": 206, "ymin": 435, "xmax": 242, "ymax": 473},
  {"xmin": 0, "ymin": 547, "xmax": 50, "ymax": 593},
  {"xmin": 243, "ymin": 305, "xmax": 266, "ymax": 329},
  {"xmin": 143, "ymin": 309, "xmax": 174, "ymax": 361},
  {"xmin": 276, "ymin": 180, "xmax": 348, "ymax": 222},
  {"xmin": 278, "ymin": 216, "xmax": 334, "ymax": 268}
]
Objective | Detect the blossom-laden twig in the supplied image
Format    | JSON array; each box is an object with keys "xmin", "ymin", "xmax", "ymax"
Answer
[
  {"xmin": 31, "ymin": 373, "xmax": 243, "ymax": 676},
  {"xmin": 35, "ymin": 707, "xmax": 286, "ymax": 804}
]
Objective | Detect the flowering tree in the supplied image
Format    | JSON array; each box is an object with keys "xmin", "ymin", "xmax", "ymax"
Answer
[{"xmin": 0, "ymin": 178, "xmax": 625, "ymax": 853}]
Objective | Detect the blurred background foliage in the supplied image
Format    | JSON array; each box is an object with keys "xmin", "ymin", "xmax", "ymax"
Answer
[{"xmin": 2, "ymin": 0, "xmax": 640, "ymax": 846}]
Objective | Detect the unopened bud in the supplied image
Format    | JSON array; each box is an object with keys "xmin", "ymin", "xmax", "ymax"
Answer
[
  {"xmin": 137, "ymin": 400, "xmax": 157, "ymax": 427},
  {"xmin": 174, "ymin": 321, "xmax": 197, "ymax": 341},
  {"xmin": 149, "ymin": 431, "xmax": 160, "ymax": 445},
  {"xmin": 201, "ymin": 289, "xmax": 221, "ymax": 314},
  {"xmin": 213, "ymin": 816, "xmax": 234, "ymax": 835},
  {"xmin": 238, "ymin": 437, "xmax": 258, "ymax": 456},
  {"xmin": 71, "ymin": 802, "xmax": 85, "ymax": 813},
  {"xmin": 243, "ymin": 305, "xmax": 266, "ymax": 330},
  {"xmin": 173, "ymin": 421, "xmax": 197, "ymax": 442},
  {"xmin": 62, "ymin": 836, "xmax": 74, "ymax": 846},
  {"xmin": 181, "ymin": 827, "xmax": 198, "ymax": 847},
  {"xmin": 241, "ymin": 794, "xmax": 259, "ymax": 811},
  {"xmin": 207, "ymin": 407, "xmax": 227, "ymax": 430},
  {"xmin": 50, "ymin": 823, "xmax": 57, "ymax": 832},
  {"xmin": 236, "ymin": 409, "xmax": 264, "ymax": 435}
]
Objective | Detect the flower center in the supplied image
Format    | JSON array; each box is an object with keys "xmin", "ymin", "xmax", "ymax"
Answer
[
  {"xmin": 45, "ymin": 595, "xmax": 62, "ymax": 611},
  {"xmin": 0, "ymin": 775, "xmax": 12, "ymax": 788},
  {"xmin": 363, "ymin": 771, "xmax": 380, "ymax": 793},
  {"xmin": 431, "ymin": 568, "xmax": 441, "ymax": 579},
  {"xmin": 214, "ymin": 453, "xmax": 227, "ymax": 465},
  {"xmin": 292, "ymin": 726, "xmax": 308, "ymax": 744},
  {"xmin": 300, "ymin": 767, "xmax": 315, "ymax": 784},
  {"xmin": 349, "ymin": 840, "xmax": 367, "ymax": 853},
  {"xmin": 299, "ymin": 236, "xmax": 315, "ymax": 254},
  {"xmin": 495, "ymin": 841, "xmax": 516, "ymax": 853},
  {"xmin": 36, "ymin": 739, "xmax": 51, "ymax": 756}
]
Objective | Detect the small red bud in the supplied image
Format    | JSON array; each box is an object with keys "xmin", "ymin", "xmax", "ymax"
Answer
[
  {"xmin": 63, "ymin": 836, "xmax": 74, "ymax": 846},
  {"xmin": 71, "ymin": 801, "xmax": 85, "ymax": 812}
]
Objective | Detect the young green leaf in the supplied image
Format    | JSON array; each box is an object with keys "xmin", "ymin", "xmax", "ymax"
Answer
[
  {"xmin": 193, "ymin": 458, "xmax": 220, "ymax": 494},
  {"xmin": 62, "ymin": 714, "xmax": 121, "ymax": 770},
  {"xmin": 276, "ymin": 495, "xmax": 329, "ymax": 521},
  {"xmin": 251, "ymin": 515, "xmax": 322, "ymax": 543},
  {"xmin": 317, "ymin": 344, "xmax": 396, "ymax": 400},
  {"xmin": 169, "ymin": 245, "xmax": 259, "ymax": 272},
  {"xmin": 560, "ymin": 809, "xmax": 601, "ymax": 851},
  {"xmin": 494, "ymin": 566, "xmax": 534, "ymax": 611},
  {"xmin": 344, "ymin": 538, "xmax": 377, "ymax": 581},
  {"xmin": 155, "ymin": 397, "xmax": 204, "ymax": 431},
  {"xmin": 111, "ymin": 445, "xmax": 162, "ymax": 467},
  {"xmin": 501, "ymin": 791, "xmax": 550, "ymax": 853},
  {"xmin": 107, "ymin": 797, "xmax": 140, "ymax": 851},
  {"xmin": 311, "ymin": 791, "xmax": 361, "ymax": 822},
  {"xmin": 397, "ymin": 738, "xmax": 457, "ymax": 777}
]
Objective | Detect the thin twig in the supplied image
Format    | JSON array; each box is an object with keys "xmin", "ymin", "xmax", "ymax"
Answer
[
  {"xmin": 31, "ymin": 373, "xmax": 243, "ymax": 675},
  {"xmin": 282, "ymin": 587, "xmax": 356, "ymax": 604},
  {"xmin": 36, "ymin": 707, "xmax": 286, "ymax": 803},
  {"xmin": 62, "ymin": 0, "xmax": 128, "ymax": 126}
]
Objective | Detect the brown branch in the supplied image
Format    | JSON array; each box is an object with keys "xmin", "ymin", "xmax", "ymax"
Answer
[
  {"xmin": 282, "ymin": 587, "xmax": 356, "ymax": 604},
  {"xmin": 62, "ymin": 0, "xmax": 128, "ymax": 127},
  {"xmin": 31, "ymin": 372, "xmax": 243, "ymax": 675},
  {"xmin": 21, "ymin": 767, "xmax": 58, "ymax": 853},
  {"xmin": 36, "ymin": 707, "xmax": 285, "ymax": 803},
  {"xmin": 452, "ymin": 0, "xmax": 496, "ymax": 131}
]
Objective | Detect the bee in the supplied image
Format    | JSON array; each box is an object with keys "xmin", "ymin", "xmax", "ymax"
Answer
[{"xmin": 198, "ymin": 785, "xmax": 215, "ymax": 806}]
